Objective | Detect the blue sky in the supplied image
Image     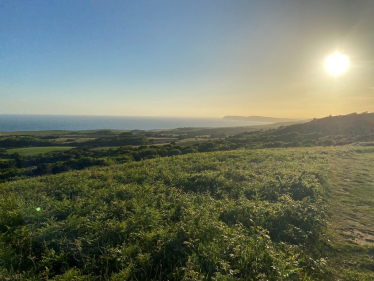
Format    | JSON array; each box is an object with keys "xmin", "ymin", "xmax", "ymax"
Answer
[{"xmin": 1, "ymin": 0, "xmax": 374, "ymax": 118}]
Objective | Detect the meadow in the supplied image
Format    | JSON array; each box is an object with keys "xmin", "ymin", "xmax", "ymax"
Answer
[
  {"xmin": 0, "ymin": 145, "xmax": 362, "ymax": 280},
  {"xmin": 5, "ymin": 147, "xmax": 75, "ymax": 157}
]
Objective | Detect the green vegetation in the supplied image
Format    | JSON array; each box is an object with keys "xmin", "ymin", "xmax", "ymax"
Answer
[
  {"xmin": 5, "ymin": 147, "xmax": 75, "ymax": 157},
  {"xmin": 324, "ymin": 148, "xmax": 374, "ymax": 280},
  {"xmin": 1, "ymin": 113, "xmax": 374, "ymax": 280},
  {"xmin": 0, "ymin": 136, "xmax": 56, "ymax": 148},
  {"xmin": 90, "ymin": 146, "xmax": 121, "ymax": 151},
  {"xmin": 147, "ymin": 121, "xmax": 306, "ymax": 138},
  {"xmin": 279, "ymin": 112, "xmax": 374, "ymax": 136},
  {"xmin": 0, "ymin": 129, "xmax": 130, "ymax": 137},
  {"xmin": 0, "ymin": 130, "xmax": 75, "ymax": 137},
  {"xmin": 53, "ymin": 137, "xmax": 97, "ymax": 144},
  {"xmin": 0, "ymin": 148, "xmax": 329, "ymax": 280},
  {"xmin": 79, "ymin": 135, "xmax": 147, "ymax": 147},
  {"xmin": 175, "ymin": 138, "xmax": 218, "ymax": 146}
]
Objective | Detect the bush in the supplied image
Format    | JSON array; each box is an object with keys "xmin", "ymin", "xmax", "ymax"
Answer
[{"xmin": 322, "ymin": 139, "xmax": 336, "ymax": 146}]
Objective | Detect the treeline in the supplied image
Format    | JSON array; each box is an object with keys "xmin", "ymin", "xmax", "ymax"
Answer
[
  {"xmin": 0, "ymin": 142, "xmax": 230, "ymax": 181},
  {"xmin": 0, "ymin": 136, "xmax": 54, "ymax": 148},
  {"xmin": 0, "ymin": 134, "xmax": 148, "ymax": 149},
  {"xmin": 75, "ymin": 135, "xmax": 147, "ymax": 147},
  {"xmin": 0, "ymin": 133, "xmax": 342, "ymax": 182}
]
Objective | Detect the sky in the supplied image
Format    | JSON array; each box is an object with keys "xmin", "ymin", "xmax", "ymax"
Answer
[{"xmin": 1, "ymin": 0, "xmax": 374, "ymax": 118}]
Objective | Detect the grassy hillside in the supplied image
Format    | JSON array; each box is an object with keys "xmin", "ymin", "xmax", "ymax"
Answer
[
  {"xmin": 1, "ymin": 146, "xmax": 374, "ymax": 280},
  {"xmin": 1, "ymin": 113, "xmax": 374, "ymax": 184},
  {"xmin": 0, "ymin": 147, "xmax": 329, "ymax": 280},
  {"xmin": 223, "ymin": 116, "xmax": 302, "ymax": 123},
  {"xmin": 0, "ymin": 121, "xmax": 302, "ymax": 139},
  {"xmin": 279, "ymin": 112, "xmax": 374, "ymax": 136},
  {"xmin": 2, "ymin": 114, "xmax": 374, "ymax": 280},
  {"xmin": 148, "ymin": 121, "xmax": 306, "ymax": 138}
]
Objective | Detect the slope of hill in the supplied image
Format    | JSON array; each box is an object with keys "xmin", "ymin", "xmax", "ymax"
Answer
[
  {"xmin": 2, "ymin": 112, "xmax": 374, "ymax": 279},
  {"xmin": 0, "ymin": 148, "xmax": 329, "ymax": 280},
  {"xmin": 223, "ymin": 115, "xmax": 302, "ymax": 122},
  {"xmin": 278, "ymin": 112, "xmax": 374, "ymax": 136},
  {"xmin": 148, "ymin": 120, "xmax": 306, "ymax": 138}
]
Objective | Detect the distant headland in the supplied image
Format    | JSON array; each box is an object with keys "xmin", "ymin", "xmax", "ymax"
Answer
[{"xmin": 223, "ymin": 115, "xmax": 303, "ymax": 123}]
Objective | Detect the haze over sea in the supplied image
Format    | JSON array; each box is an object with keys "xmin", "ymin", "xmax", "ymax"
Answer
[{"xmin": 0, "ymin": 115, "xmax": 271, "ymax": 132}]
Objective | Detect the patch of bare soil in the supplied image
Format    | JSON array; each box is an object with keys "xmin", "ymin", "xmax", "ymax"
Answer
[{"xmin": 342, "ymin": 228, "xmax": 374, "ymax": 245}]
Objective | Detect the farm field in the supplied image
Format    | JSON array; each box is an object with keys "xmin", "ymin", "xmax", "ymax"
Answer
[
  {"xmin": 52, "ymin": 137, "xmax": 97, "ymax": 143},
  {"xmin": 149, "ymin": 137, "xmax": 177, "ymax": 144},
  {"xmin": 5, "ymin": 146, "xmax": 75, "ymax": 156},
  {"xmin": 175, "ymin": 137, "xmax": 218, "ymax": 145}
]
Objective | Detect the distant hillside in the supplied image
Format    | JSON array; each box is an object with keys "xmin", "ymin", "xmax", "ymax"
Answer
[
  {"xmin": 278, "ymin": 112, "xmax": 374, "ymax": 135},
  {"xmin": 148, "ymin": 120, "xmax": 306, "ymax": 137},
  {"xmin": 223, "ymin": 115, "xmax": 302, "ymax": 122}
]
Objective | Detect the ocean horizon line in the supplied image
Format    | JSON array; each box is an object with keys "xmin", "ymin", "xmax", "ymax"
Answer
[
  {"xmin": 0, "ymin": 113, "xmax": 229, "ymax": 119},
  {"xmin": 0, "ymin": 115, "xmax": 272, "ymax": 132}
]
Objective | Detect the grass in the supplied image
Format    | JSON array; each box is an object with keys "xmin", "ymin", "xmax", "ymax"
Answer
[
  {"xmin": 323, "ymin": 146, "xmax": 374, "ymax": 280},
  {"xmin": 148, "ymin": 120, "xmax": 306, "ymax": 137},
  {"xmin": 175, "ymin": 137, "xmax": 218, "ymax": 145},
  {"xmin": 0, "ymin": 147, "xmax": 328, "ymax": 280},
  {"xmin": 1, "ymin": 145, "xmax": 374, "ymax": 279},
  {"xmin": 5, "ymin": 146, "xmax": 75, "ymax": 156},
  {"xmin": 52, "ymin": 137, "xmax": 97, "ymax": 143},
  {"xmin": 149, "ymin": 137, "xmax": 177, "ymax": 144}
]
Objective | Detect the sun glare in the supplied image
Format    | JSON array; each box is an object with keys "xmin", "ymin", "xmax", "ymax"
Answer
[{"xmin": 324, "ymin": 53, "xmax": 350, "ymax": 76}]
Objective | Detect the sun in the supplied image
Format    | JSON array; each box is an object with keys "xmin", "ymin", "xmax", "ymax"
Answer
[{"xmin": 324, "ymin": 53, "xmax": 350, "ymax": 76}]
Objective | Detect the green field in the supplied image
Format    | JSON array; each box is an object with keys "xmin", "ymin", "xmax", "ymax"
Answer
[
  {"xmin": 90, "ymin": 146, "xmax": 119, "ymax": 151},
  {"xmin": 5, "ymin": 146, "xmax": 75, "ymax": 156},
  {"xmin": 175, "ymin": 137, "xmax": 218, "ymax": 145},
  {"xmin": 52, "ymin": 137, "xmax": 97, "ymax": 143},
  {"xmin": 1, "ymin": 146, "xmax": 374, "ymax": 279}
]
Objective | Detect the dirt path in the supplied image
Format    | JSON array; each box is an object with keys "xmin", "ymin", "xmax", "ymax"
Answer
[
  {"xmin": 326, "ymin": 149, "xmax": 374, "ymax": 279},
  {"xmin": 329, "ymin": 152, "xmax": 374, "ymax": 245}
]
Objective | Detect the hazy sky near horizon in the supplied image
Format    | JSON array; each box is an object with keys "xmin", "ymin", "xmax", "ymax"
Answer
[{"xmin": 1, "ymin": 0, "xmax": 374, "ymax": 118}]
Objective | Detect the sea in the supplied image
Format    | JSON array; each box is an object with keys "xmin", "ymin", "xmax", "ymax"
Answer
[{"xmin": 0, "ymin": 115, "xmax": 272, "ymax": 132}]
